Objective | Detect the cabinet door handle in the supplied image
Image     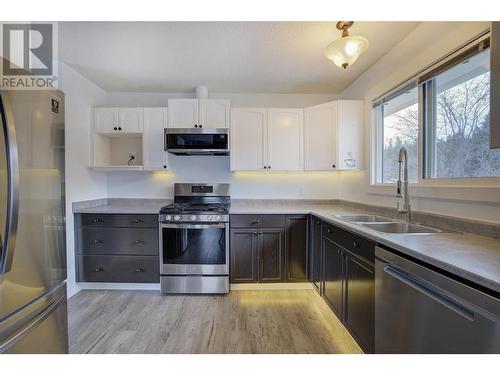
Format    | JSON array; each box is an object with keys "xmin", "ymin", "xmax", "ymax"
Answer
[
  {"xmin": 332, "ymin": 164, "xmax": 336, "ymax": 168},
  {"xmin": 268, "ymin": 166, "xmax": 271, "ymax": 169},
  {"xmin": 91, "ymin": 239, "xmax": 102, "ymax": 245},
  {"xmin": 327, "ymin": 229, "xmax": 332, "ymax": 233},
  {"xmin": 252, "ymin": 219, "xmax": 261, "ymax": 224},
  {"xmin": 194, "ymin": 124, "xmax": 198, "ymax": 128},
  {"xmin": 94, "ymin": 267, "xmax": 102, "ymax": 273},
  {"xmin": 199, "ymin": 125, "xmax": 203, "ymax": 128},
  {"xmin": 135, "ymin": 268, "xmax": 144, "ymax": 273},
  {"xmin": 253, "ymin": 232, "xmax": 258, "ymax": 236},
  {"xmin": 118, "ymin": 127, "xmax": 122, "ymax": 130},
  {"xmin": 113, "ymin": 127, "xmax": 118, "ymax": 131},
  {"xmin": 263, "ymin": 166, "xmax": 267, "ymax": 169},
  {"xmin": 135, "ymin": 239, "xmax": 144, "ymax": 244},
  {"xmin": 353, "ymin": 242, "xmax": 360, "ymax": 248},
  {"xmin": 92, "ymin": 218, "xmax": 104, "ymax": 223},
  {"xmin": 135, "ymin": 218, "xmax": 143, "ymax": 224}
]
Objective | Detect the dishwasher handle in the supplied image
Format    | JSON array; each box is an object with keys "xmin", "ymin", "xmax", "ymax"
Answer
[{"xmin": 383, "ymin": 264, "xmax": 476, "ymax": 322}]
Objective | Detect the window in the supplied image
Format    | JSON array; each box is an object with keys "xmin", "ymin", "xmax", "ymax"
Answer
[
  {"xmin": 423, "ymin": 48, "xmax": 500, "ymax": 179},
  {"xmin": 373, "ymin": 86, "xmax": 418, "ymax": 183},
  {"xmin": 372, "ymin": 34, "xmax": 500, "ymax": 185}
]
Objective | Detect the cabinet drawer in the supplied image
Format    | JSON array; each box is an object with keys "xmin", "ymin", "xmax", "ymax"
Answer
[
  {"xmin": 78, "ymin": 255, "xmax": 159, "ymax": 283},
  {"xmin": 115, "ymin": 214, "xmax": 158, "ymax": 228},
  {"xmin": 77, "ymin": 214, "xmax": 158, "ymax": 228},
  {"xmin": 323, "ymin": 223, "xmax": 374, "ymax": 264},
  {"xmin": 230, "ymin": 214, "xmax": 285, "ymax": 228},
  {"xmin": 77, "ymin": 228, "xmax": 158, "ymax": 255}
]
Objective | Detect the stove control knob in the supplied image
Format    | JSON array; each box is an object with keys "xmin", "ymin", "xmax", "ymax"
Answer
[
  {"xmin": 190, "ymin": 215, "xmax": 196, "ymax": 220},
  {"xmin": 174, "ymin": 215, "xmax": 180, "ymax": 221},
  {"xmin": 215, "ymin": 215, "xmax": 221, "ymax": 221},
  {"xmin": 165, "ymin": 215, "xmax": 172, "ymax": 221}
]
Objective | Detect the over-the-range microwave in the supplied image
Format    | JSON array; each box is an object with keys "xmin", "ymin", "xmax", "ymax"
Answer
[{"xmin": 164, "ymin": 128, "xmax": 229, "ymax": 155}]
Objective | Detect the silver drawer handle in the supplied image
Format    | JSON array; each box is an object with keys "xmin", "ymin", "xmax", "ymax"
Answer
[
  {"xmin": 135, "ymin": 268, "xmax": 144, "ymax": 272},
  {"xmin": 135, "ymin": 218, "xmax": 143, "ymax": 224},
  {"xmin": 135, "ymin": 239, "xmax": 144, "ymax": 244},
  {"xmin": 94, "ymin": 267, "xmax": 103, "ymax": 273},
  {"xmin": 252, "ymin": 219, "xmax": 261, "ymax": 224},
  {"xmin": 91, "ymin": 239, "xmax": 102, "ymax": 245}
]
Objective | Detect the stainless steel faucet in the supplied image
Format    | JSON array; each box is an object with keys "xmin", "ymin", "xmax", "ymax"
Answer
[{"xmin": 396, "ymin": 147, "xmax": 411, "ymax": 222}]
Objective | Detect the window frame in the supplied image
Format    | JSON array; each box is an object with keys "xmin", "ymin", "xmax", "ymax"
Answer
[
  {"xmin": 370, "ymin": 30, "xmax": 500, "ymax": 191},
  {"xmin": 372, "ymin": 82, "xmax": 419, "ymax": 185}
]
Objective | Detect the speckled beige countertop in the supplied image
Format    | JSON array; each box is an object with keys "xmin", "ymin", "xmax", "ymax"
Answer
[{"xmin": 73, "ymin": 198, "xmax": 500, "ymax": 293}]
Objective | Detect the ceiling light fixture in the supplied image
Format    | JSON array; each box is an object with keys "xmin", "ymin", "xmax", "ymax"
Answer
[{"xmin": 324, "ymin": 21, "xmax": 369, "ymax": 70}]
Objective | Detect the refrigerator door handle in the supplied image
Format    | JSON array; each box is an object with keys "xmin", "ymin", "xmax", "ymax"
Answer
[
  {"xmin": 0, "ymin": 93, "xmax": 20, "ymax": 274},
  {"xmin": 0, "ymin": 290, "xmax": 66, "ymax": 353}
]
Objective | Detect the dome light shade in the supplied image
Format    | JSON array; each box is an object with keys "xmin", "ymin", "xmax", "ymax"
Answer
[{"xmin": 324, "ymin": 22, "xmax": 369, "ymax": 69}]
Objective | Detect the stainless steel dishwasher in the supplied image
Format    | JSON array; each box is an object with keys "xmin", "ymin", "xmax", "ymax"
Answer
[{"xmin": 375, "ymin": 246, "xmax": 500, "ymax": 353}]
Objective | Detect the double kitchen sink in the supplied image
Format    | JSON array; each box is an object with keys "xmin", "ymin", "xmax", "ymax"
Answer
[{"xmin": 335, "ymin": 215, "xmax": 448, "ymax": 234}]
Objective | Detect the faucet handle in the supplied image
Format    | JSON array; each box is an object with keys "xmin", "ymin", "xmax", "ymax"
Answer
[{"xmin": 396, "ymin": 180, "xmax": 402, "ymax": 196}]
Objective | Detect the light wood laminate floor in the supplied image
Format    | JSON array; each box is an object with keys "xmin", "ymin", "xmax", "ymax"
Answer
[{"xmin": 68, "ymin": 289, "xmax": 362, "ymax": 354}]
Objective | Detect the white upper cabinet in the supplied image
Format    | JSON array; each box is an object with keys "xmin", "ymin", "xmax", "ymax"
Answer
[
  {"xmin": 167, "ymin": 99, "xmax": 230, "ymax": 129},
  {"xmin": 230, "ymin": 108, "xmax": 303, "ymax": 171},
  {"xmin": 143, "ymin": 108, "xmax": 168, "ymax": 171},
  {"xmin": 119, "ymin": 108, "xmax": 144, "ymax": 133},
  {"xmin": 303, "ymin": 100, "xmax": 363, "ymax": 171},
  {"xmin": 167, "ymin": 99, "xmax": 199, "ymax": 128},
  {"xmin": 336, "ymin": 100, "xmax": 364, "ymax": 170},
  {"xmin": 199, "ymin": 99, "xmax": 230, "ymax": 128},
  {"xmin": 267, "ymin": 108, "xmax": 304, "ymax": 171},
  {"xmin": 304, "ymin": 102, "xmax": 337, "ymax": 171},
  {"xmin": 94, "ymin": 107, "xmax": 143, "ymax": 134},
  {"xmin": 94, "ymin": 108, "xmax": 118, "ymax": 133},
  {"xmin": 230, "ymin": 108, "xmax": 267, "ymax": 171}
]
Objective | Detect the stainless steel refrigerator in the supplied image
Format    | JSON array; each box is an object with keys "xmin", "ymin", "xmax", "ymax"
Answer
[{"xmin": 0, "ymin": 87, "xmax": 68, "ymax": 353}]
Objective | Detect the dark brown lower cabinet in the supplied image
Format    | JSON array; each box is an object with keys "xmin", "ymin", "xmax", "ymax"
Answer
[
  {"xmin": 230, "ymin": 228, "xmax": 284, "ymax": 282},
  {"xmin": 322, "ymin": 237, "xmax": 344, "ymax": 318},
  {"xmin": 345, "ymin": 252, "xmax": 375, "ymax": 354},
  {"xmin": 230, "ymin": 214, "xmax": 307, "ymax": 284},
  {"xmin": 319, "ymin": 221, "xmax": 375, "ymax": 353},
  {"xmin": 230, "ymin": 229, "xmax": 258, "ymax": 282},
  {"xmin": 310, "ymin": 217, "xmax": 323, "ymax": 291},
  {"xmin": 286, "ymin": 215, "xmax": 309, "ymax": 281},
  {"xmin": 75, "ymin": 213, "xmax": 159, "ymax": 283},
  {"xmin": 259, "ymin": 229, "xmax": 285, "ymax": 282}
]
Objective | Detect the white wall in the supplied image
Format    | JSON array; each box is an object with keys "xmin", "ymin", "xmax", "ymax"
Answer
[
  {"xmin": 339, "ymin": 21, "xmax": 500, "ymax": 223},
  {"xmin": 104, "ymin": 91, "xmax": 341, "ymax": 200},
  {"xmin": 60, "ymin": 63, "xmax": 108, "ymax": 297}
]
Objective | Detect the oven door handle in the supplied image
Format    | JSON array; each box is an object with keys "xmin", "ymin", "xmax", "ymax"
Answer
[{"xmin": 161, "ymin": 223, "xmax": 226, "ymax": 229}]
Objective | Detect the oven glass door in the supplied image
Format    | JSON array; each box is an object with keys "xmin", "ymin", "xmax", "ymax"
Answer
[{"xmin": 161, "ymin": 223, "xmax": 228, "ymax": 275}]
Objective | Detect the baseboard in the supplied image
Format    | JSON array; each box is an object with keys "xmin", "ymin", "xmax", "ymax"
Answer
[
  {"xmin": 75, "ymin": 282, "xmax": 313, "ymax": 292},
  {"xmin": 230, "ymin": 282, "xmax": 314, "ymax": 290},
  {"xmin": 77, "ymin": 282, "xmax": 161, "ymax": 291}
]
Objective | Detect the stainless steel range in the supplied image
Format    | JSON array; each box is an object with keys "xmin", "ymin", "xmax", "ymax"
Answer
[{"xmin": 159, "ymin": 183, "xmax": 230, "ymax": 294}]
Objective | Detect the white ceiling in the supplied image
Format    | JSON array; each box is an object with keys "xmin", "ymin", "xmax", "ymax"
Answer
[{"xmin": 59, "ymin": 22, "xmax": 419, "ymax": 94}]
